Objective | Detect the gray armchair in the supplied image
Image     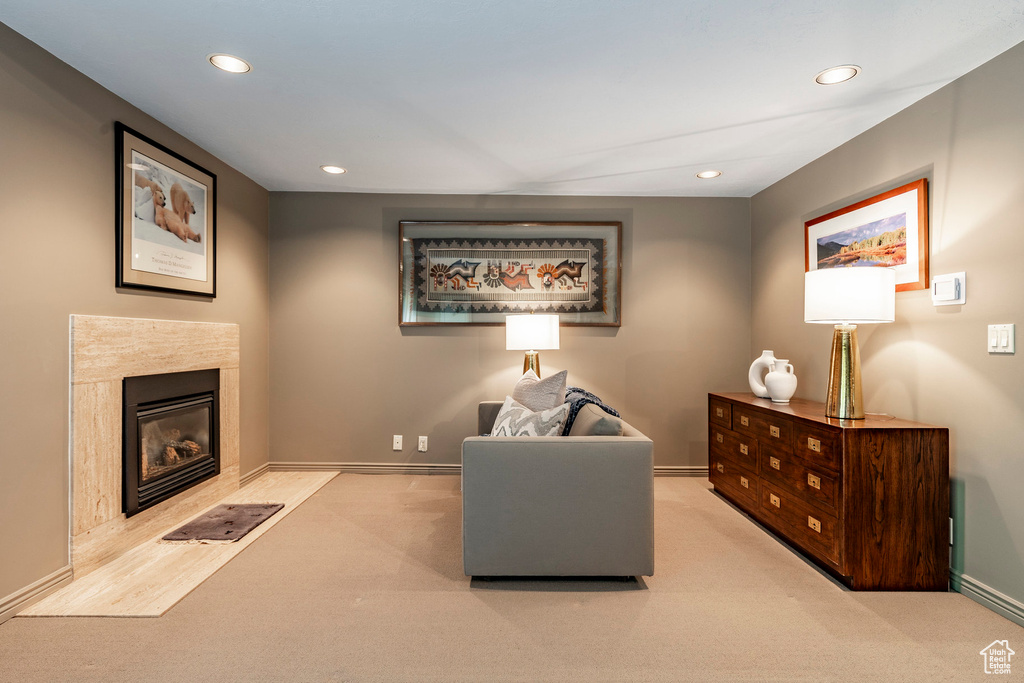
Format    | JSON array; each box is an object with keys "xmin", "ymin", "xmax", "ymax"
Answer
[{"xmin": 461, "ymin": 401, "xmax": 654, "ymax": 577}]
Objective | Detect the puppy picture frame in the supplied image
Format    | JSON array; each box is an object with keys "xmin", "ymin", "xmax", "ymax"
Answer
[{"xmin": 116, "ymin": 122, "xmax": 217, "ymax": 297}]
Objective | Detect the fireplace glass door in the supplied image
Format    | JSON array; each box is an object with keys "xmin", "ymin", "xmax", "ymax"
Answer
[{"xmin": 139, "ymin": 397, "xmax": 213, "ymax": 484}]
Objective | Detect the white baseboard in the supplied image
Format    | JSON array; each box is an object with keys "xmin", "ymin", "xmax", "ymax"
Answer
[
  {"xmin": 1, "ymin": 565, "xmax": 73, "ymax": 624},
  {"xmin": 654, "ymin": 465, "xmax": 708, "ymax": 477},
  {"xmin": 269, "ymin": 461, "xmax": 461, "ymax": 475},
  {"xmin": 239, "ymin": 462, "xmax": 270, "ymax": 487},
  {"xmin": 951, "ymin": 569, "xmax": 1024, "ymax": 628},
  {"xmin": 269, "ymin": 462, "xmax": 708, "ymax": 477}
]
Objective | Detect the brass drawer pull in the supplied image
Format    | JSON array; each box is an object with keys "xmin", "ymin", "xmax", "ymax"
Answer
[
  {"xmin": 807, "ymin": 473, "xmax": 821, "ymax": 490},
  {"xmin": 770, "ymin": 425, "xmax": 780, "ymax": 438},
  {"xmin": 739, "ymin": 444, "xmax": 749, "ymax": 456},
  {"xmin": 740, "ymin": 416, "xmax": 749, "ymax": 427},
  {"xmin": 716, "ymin": 433, "xmax": 724, "ymax": 443},
  {"xmin": 740, "ymin": 476, "xmax": 749, "ymax": 489},
  {"xmin": 770, "ymin": 493, "xmax": 781, "ymax": 508},
  {"xmin": 807, "ymin": 437, "xmax": 821, "ymax": 453},
  {"xmin": 770, "ymin": 456, "xmax": 781, "ymax": 470},
  {"xmin": 808, "ymin": 516, "xmax": 821, "ymax": 533},
  {"xmin": 716, "ymin": 462, "xmax": 724, "ymax": 473},
  {"xmin": 715, "ymin": 407, "xmax": 724, "ymax": 418}
]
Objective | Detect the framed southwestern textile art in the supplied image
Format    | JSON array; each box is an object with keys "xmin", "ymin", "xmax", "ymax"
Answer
[{"xmin": 399, "ymin": 221, "xmax": 621, "ymax": 326}]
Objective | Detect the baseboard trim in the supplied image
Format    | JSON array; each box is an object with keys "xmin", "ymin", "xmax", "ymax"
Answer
[
  {"xmin": 654, "ymin": 465, "xmax": 708, "ymax": 477},
  {"xmin": 1, "ymin": 565, "xmax": 73, "ymax": 624},
  {"xmin": 951, "ymin": 569, "xmax": 1024, "ymax": 628},
  {"xmin": 269, "ymin": 461, "xmax": 462, "ymax": 475},
  {"xmin": 269, "ymin": 462, "xmax": 708, "ymax": 477},
  {"xmin": 239, "ymin": 462, "xmax": 270, "ymax": 487}
]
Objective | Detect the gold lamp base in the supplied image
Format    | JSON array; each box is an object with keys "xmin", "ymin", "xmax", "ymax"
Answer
[
  {"xmin": 523, "ymin": 351, "xmax": 541, "ymax": 377},
  {"xmin": 825, "ymin": 324, "xmax": 864, "ymax": 419}
]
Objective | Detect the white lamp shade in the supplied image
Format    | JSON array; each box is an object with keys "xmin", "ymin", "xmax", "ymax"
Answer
[
  {"xmin": 804, "ymin": 268, "xmax": 896, "ymax": 324},
  {"xmin": 505, "ymin": 314, "xmax": 560, "ymax": 350}
]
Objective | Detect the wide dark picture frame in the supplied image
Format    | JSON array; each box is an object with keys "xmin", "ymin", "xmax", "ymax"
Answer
[
  {"xmin": 115, "ymin": 122, "xmax": 217, "ymax": 297},
  {"xmin": 399, "ymin": 221, "xmax": 622, "ymax": 326}
]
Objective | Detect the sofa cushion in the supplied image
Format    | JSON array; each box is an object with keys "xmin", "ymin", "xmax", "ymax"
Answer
[
  {"xmin": 491, "ymin": 396, "xmax": 569, "ymax": 437},
  {"xmin": 567, "ymin": 403, "xmax": 625, "ymax": 436},
  {"xmin": 511, "ymin": 369, "xmax": 567, "ymax": 412}
]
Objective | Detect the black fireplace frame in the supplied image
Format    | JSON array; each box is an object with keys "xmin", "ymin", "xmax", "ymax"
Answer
[{"xmin": 123, "ymin": 369, "xmax": 220, "ymax": 517}]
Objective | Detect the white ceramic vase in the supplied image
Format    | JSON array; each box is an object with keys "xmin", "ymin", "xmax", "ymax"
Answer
[
  {"xmin": 748, "ymin": 350, "xmax": 776, "ymax": 398},
  {"xmin": 765, "ymin": 359, "xmax": 798, "ymax": 404}
]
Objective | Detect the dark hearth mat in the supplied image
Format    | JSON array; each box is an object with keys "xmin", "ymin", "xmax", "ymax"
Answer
[{"xmin": 162, "ymin": 503, "xmax": 285, "ymax": 542}]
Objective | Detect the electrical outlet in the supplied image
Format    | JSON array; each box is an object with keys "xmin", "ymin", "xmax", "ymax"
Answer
[
  {"xmin": 392, "ymin": 435, "xmax": 403, "ymax": 451},
  {"xmin": 418, "ymin": 436, "xmax": 428, "ymax": 452}
]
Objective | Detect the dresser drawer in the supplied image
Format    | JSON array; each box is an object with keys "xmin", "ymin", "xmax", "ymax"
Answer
[
  {"xmin": 793, "ymin": 424, "xmax": 840, "ymax": 472},
  {"xmin": 710, "ymin": 457, "xmax": 757, "ymax": 508},
  {"xmin": 709, "ymin": 425, "xmax": 758, "ymax": 471},
  {"xmin": 709, "ymin": 397, "xmax": 732, "ymax": 429},
  {"xmin": 759, "ymin": 442, "xmax": 839, "ymax": 515},
  {"xmin": 733, "ymin": 406, "xmax": 793, "ymax": 446},
  {"xmin": 759, "ymin": 482, "xmax": 840, "ymax": 565}
]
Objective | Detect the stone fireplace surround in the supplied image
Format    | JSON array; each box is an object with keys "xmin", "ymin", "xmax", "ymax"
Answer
[{"xmin": 70, "ymin": 315, "xmax": 240, "ymax": 577}]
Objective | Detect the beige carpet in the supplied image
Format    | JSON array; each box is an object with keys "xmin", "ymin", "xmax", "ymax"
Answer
[{"xmin": 0, "ymin": 475, "xmax": 1019, "ymax": 682}]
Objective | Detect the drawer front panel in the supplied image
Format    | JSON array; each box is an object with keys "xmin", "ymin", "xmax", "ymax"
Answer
[
  {"xmin": 793, "ymin": 424, "xmax": 840, "ymax": 472},
  {"xmin": 709, "ymin": 398, "xmax": 732, "ymax": 429},
  {"xmin": 733, "ymin": 406, "xmax": 793, "ymax": 446},
  {"xmin": 710, "ymin": 457, "xmax": 757, "ymax": 508},
  {"xmin": 759, "ymin": 442, "xmax": 839, "ymax": 515},
  {"xmin": 759, "ymin": 482, "xmax": 840, "ymax": 565},
  {"xmin": 709, "ymin": 425, "xmax": 758, "ymax": 471}
]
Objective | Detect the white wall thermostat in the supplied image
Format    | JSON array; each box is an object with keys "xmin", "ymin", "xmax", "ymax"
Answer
[{"xmin": 931, "ymin": 272, "xmax": 965, "ymax": 306}]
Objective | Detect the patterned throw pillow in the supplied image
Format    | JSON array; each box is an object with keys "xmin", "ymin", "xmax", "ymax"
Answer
[
  {"xmin": 511, "ymin": 369, "xmax": 568, "ymax": 412},
  {"xmin": 491, "ymin": 396, "xmax": 570, "ymax": 437}
]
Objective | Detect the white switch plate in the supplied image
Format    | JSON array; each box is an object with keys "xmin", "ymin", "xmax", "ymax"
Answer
[
  {"xmin": 418, "ymin": 436, "xmax": 428, "ymax": 452},
  {"xmin": 987, "ymin": 324, "xmax": 1015, "ymax": 354},
  {"xmin": 932, "ymin": 272, "xmax": 965, "ymax": 306},
  {"xmin": 392, "ymin": 435, "xmax": 403, "ymax": 450}
]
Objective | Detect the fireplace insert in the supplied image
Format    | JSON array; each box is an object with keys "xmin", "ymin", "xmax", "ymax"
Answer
[{"xmin": 123, "ymin": 369, "xmax": 220, "ymax": 517}]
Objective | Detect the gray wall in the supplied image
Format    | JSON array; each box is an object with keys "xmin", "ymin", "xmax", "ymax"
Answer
[
  {"xmin": 0, "ymin": 23, "xmax": 270, "ymax": 604},
  {"xmin": 751, "ymin": 43, "xmax": 1024, "ymax": 612},
  {"xmin": 269, "ymin": 193, "xmax": 751, "ymax": 469}
]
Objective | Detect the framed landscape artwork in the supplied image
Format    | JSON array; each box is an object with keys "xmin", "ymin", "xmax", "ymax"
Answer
[
  {"xmin": 399, "ymin": 221, "xmax": 622, "ymax": 326},
  {"xmin": 804, "ymin": 178, "xmax": 928, "ymax": 292},
  {"xmin": 116, "ymin": 122, "xmax": 217, "ymax": 297}
]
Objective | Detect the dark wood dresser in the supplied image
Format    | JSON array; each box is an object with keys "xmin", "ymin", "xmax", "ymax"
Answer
[{"xmin": 708, "ymin": 392, "xmax": 949, "ymax": 590}]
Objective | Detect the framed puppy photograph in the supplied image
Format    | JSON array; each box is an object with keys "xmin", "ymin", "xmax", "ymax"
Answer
[{"xmin": 115, "ymin": 122, "xmax": 216, "ymax": 297}]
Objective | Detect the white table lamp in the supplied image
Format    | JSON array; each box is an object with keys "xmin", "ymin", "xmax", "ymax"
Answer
[
  {"xmin": 805, "ymin": 268, "xmax": 895, "ymax": 419},
  {"xmin": 506, "ymin": 314, "xmax": 559, "ymax": 377}
]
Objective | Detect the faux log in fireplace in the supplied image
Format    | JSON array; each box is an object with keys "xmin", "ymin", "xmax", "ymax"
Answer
[{"xmin": 123, "ymin": 369, "xmax": 220, "ymax": 517}]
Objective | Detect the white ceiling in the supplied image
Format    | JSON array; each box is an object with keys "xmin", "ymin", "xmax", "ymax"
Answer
[{"xmin": 3, "ymin": 1, "xmax": 1024, "ymax": 196}]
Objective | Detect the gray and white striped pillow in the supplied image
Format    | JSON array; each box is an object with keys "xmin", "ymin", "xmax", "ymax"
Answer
[{"xmin": 491, "ymin": 396, "xmax": 569, "ymax": 437}]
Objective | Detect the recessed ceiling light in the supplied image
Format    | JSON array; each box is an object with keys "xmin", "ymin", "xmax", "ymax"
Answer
[
  {"xmin": 208, "ymin": 53, "xmax": 252, "ymax": 74},
  {"xmin": 320, "ymin": 165, "xmax": 347, "ymax": 175},
  {"xmin": 696, "ymin": 170, "xmax": 722, "ymax": 179},
  {"xmin": 815, "ymin": 64, "xmax": 861, "ymax": 85}
]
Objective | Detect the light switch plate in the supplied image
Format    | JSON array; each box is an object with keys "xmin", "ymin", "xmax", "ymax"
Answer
[
  {"xmin": 987, "ymin": 324, "xmax": 1015, "ymax": 354},
  {"xmin": 932, "ymin": 272, "xmax": 965, "ymax": 306}
]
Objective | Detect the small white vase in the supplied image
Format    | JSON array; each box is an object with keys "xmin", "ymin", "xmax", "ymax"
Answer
[
  {"xmin": 765, "ymin": 360, "xmax": 798, "ymax": 404},
  {"xmin": 748, "ymin": 350, "xmax": 776, "ymax": 398}
]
